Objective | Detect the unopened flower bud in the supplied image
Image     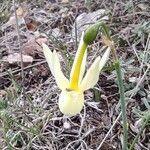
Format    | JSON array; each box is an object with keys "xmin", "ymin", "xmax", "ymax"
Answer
[{"xmin": 83, "ymin": 22, "xmax": 102, "ymax": 45}]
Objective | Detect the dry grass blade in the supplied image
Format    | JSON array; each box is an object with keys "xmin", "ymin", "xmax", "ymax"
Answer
[
  {"xmin": 13, "ymin": 0, "xmax": 25, "ymax": 97},
  {"xmin": 0, "ymin": 0, "xmax": 150, "ymax": 149}
]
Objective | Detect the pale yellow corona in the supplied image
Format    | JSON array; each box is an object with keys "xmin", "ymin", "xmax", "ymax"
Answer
[
  {"xmin": 59, "ymin": 90, "xmax": 84, "ymax": 116},
  {"xmin": 42, "ymin": 32, "xmax": 110, "ymax": 116}
]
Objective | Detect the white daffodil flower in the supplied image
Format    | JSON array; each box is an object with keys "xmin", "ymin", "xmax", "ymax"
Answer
[{"xmin": 42, "ymin": 32, "xmax": 110, "ymax": 116}]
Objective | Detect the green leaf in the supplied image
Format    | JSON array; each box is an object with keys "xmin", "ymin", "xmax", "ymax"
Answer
[{"xmin": 0, "ymin": 99, "xmax": 7, "ymax": 111}]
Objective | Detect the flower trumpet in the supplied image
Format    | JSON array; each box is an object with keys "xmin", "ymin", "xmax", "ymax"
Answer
[{"xmin": 42, "ymin": 31, "xmax": 110, "ymax": 116}]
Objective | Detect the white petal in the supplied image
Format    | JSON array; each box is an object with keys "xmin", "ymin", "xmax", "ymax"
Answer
[
  {"xmin": 42, "ymin": 43, "xmax": 55, "ymax": 76},
  {"xmin": 79, "ymin": 50, "xmax": 87, "ymax": 83},
  {"xmin": 42, "ymin": 43, "xmax": 69, "ymax": 90},
  {"xmin": 80, "ymin": 56, "xmax": 100, "ymax": 91},
  {"xmin": 53, "ymin": 51, "xmax": 69, "ymax": 90},
  {"xmin": 80, "ymin": 47, "xmax": 110, "ymax": 91},
  {"xmin": 99, "ymin": 47, "xmax": 110, "ymax": 71}
]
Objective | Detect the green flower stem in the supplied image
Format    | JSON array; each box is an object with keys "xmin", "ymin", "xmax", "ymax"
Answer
[
  {"xmin": 114, "ymin": 60, "xmax": 128, "ymax": 150},
  {"xmin": 129, "ymin": 116, "xmax": 149, "ymax": 150},
  {"xmin": 105, "ymin": 27, "xmax": 128, "ymax": 149}
]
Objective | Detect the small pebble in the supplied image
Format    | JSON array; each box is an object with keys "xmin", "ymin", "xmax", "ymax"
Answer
[{"xmin": 63, "ymin": 121, "xmax": 71, "ymax": 129}]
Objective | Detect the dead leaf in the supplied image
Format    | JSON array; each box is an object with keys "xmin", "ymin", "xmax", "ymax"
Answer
[
  {"xmin": 36, "ymin": 38, "xmax": 48, "ymax": 46},
  {"xmin": 0, "ymin": 90, "xmax": 7, "ymax": 97},
  {"xmin": 16, "ymin": 6, "xmax": 28, "ymax": 18},
  {"xmin": 25, "ymin": 17, "xmax": 39, "ymax": 31},
  {"xmin": 61, "ymin": 0, "xmax": 69, "ymax": 4},
  {"xmin": 71, "ymin": 9, "xmax": 108, "ymax": 39},
  {"xmin": 137, "ymin": 3, "xmax": 149, "ymax": 11},
  {"xmin": 22, "ymin": 37, "xmax": 47, "ymax": 56},
  {"xmin": 4, "ymin": 15, "xmax": 24, "ymax": 28},
  {"xmin": 2, "ymin": 53, "xmax": 33, "ymax": 64},
  {"xmin": 2, "ymin": 6, "xmax": 28, "ymax": 29},
  {"xmin": 22, "ymin": 37, "xmax": 38, "ymax": 56},
  {"xmin": 33, "ymin": 10, "xmax": 48, "ymax": 23}
]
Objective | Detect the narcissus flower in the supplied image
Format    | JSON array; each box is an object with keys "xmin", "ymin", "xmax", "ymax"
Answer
[{"xmin": 42, "ymin": 32, "xmax": 110, "ymax": 116}]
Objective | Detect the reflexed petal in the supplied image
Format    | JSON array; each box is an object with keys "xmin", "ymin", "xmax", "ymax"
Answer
[
  {"xmin": 42, "ymin": 43, "xmax": 69, "ymax": 90},
  {"xmin": 80, "ymin": 47, "xmax": 110, "ymax": 91},
  {"xmin": 79, "ymin": 50, "xmax": 87, "ymax": 83},
  {"xmin": 53, "ymin": 51, "xmax": 69, "ymax": 90},
  {"xmin": 80, "ymin": 56, "xmax": 100, "ymax": 91},
  {"xmin": 42, "ymin": 43, "xmax": 55, "ymax": 76},
  {"xmin": 99, "ymin": 47, "xmax": 110, "ymax": 71}
]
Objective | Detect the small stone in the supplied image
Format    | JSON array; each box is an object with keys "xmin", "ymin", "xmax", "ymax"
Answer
[
  {"xmin": 61, "ymin": 0, "xmax": 69, "ymax": 4},
  {"xmin": 63, "ymin": 121, "xmax": 71, "ymax": 129}
]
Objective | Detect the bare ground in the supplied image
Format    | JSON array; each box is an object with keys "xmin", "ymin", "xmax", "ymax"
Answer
[{"xmin": 0, "ymin": 0, "xmax": 150, "ymax": 150}]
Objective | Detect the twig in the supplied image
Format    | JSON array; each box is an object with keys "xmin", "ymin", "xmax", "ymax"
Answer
[
  {"xmin": 0, "ymin": 60, "xmax": 46, "ymax": 77},
  {"xmin": 97, "ymin": 113, "xmax": 122, "ymax": 150},
  {"xmin": 13, "ymin": 0, "xmax": 25, "ymax": 95}
]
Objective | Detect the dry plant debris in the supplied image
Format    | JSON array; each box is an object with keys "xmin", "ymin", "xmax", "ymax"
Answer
[{"xmin": 0, "ymin": 0, "xmax": 150, "ymax": 150}]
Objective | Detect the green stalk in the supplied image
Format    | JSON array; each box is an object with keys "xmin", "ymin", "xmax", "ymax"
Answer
[
  {"xmin": 101, "ymin": 22, "xmax": 128, "ymax": 149},
  {"xmin": 114, "ymin": 60, "xmax": 128, "ymax": 150}
]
